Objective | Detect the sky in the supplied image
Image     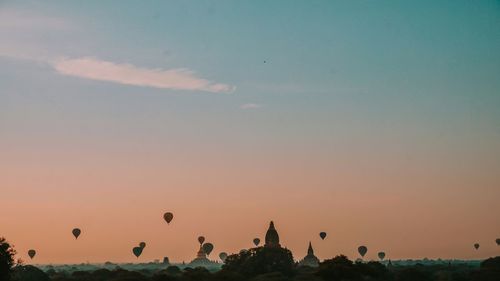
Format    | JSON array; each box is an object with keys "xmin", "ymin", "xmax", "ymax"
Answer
[{"xmin": 1, "ymin": 0, "xmax": 500, "ymax": 264}]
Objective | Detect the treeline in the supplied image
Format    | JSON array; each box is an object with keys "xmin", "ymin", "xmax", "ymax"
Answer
[
  {"xmin": 9, "ymin": 256, "xmax": 500, "ymax": 281},
  {"xmin": 2, "ymin": 237, "xmax": 500, "ymax": 281}
]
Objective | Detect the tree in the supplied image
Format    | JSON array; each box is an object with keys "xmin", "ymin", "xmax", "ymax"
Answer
[
  {"xmin": 223, "ymin": 247, "xmax": 295, "ymax": 278},
  {"xmin": 317, "ymin": 255, "xmax": 392, "ymax": 281},
  {"xmin": 0, "ymin": 237, "xmax": 16, "ymax": 281},
  {"xmin": 394, "ymin": 265, "xmax": 432, "ymax": 281},
  {"xmin": 182, "ymin": 267, "xmax": 212, "ymax": 281},
  {"xmin": 472, "ymin": 256, "xmax": 500, "ymax": 281},
  {"xmin": 316, "ymin": 255, "xmax": 361, "ymax": 281},
  {"xmin": 11, "ymin": 265, "xmax": 50, "ymax": 281},
  {"xmin": 165, "ymin": 265, "xmax": 181, "ymax": 276},
  {"xmin": 251, "ymin": 272, "xmax": 289, "ymax": 281}
]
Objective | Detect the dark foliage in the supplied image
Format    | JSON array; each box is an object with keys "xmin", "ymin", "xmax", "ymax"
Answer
[
  {"xmin": 0, "ymin": 237, "xmax": 16, "ymax": 281},
  {"xmin": 222, "ymin": 247, "xmax": 295, "ymax": 278},
  {"xmin": 2, "ymin": 237, "xmax": 500, "ymax": 281},
  {"xmin": 11, "ymin": 265, "xmax": 51, "ymax": 281},
  {"xmin": 471, "ymin": 257, "xmax": 500, "ymax": 281},
  {"xmin": 316, "ymin": 255, "xmax": 391, "ymax": 281}
]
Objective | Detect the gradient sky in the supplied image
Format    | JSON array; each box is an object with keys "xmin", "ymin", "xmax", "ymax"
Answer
[{"xmin": 1, "ymin": 0, "xmax": 500, "ymax": 264}]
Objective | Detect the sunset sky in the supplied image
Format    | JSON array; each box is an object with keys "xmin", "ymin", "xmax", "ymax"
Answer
[{"xmin": 1, "ymin": 0, "xmax": 500, "ymax": 264}]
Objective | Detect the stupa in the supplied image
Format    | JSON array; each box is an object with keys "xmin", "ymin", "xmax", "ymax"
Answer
[
  {"xmin": 265, "ymin": 221, "xmax": 281, "ymax": 248},
  {"xmin": 188, "ymin": 245, "xmax": 215, "ymax": 268},
  {"xmin": 298, "ymin": 242, "xmax": 320, "ymax": 267}
]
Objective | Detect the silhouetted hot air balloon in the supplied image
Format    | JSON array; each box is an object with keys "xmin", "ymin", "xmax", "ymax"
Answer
[
  {"xmin": 474, "ymin": 243, "xmax": 480, "ymax": 250},
  {"xmin": 163, "ymin": 212, "xmax": 173, "ymax": 224},
  {"xmin": 28, "ymin": 249, "xmax": 36, "ymax": 259},
  {"xmin": 378, "ymin": 252, "xmax": 386, "ymax": 261},
  {"xmin": 496, "ymin": 238, "xmax": 500, "ymax": 246},
  {"xmin": 202, "ymin": 243, "xmax": 214, "ymax": 256},
  {"xmin": 72, "ymin": 228, "xmax": 81, "ymax": 239},
  {"xmin": 253, "ymin": 238, "xmax": 260, "ymax": 247},
  {"xmin": 319, "ymin": 232, "xmax": 327, "ymax": 240},
  {"xmin": 219, "ymin": 252, "xmax": 228, "ymax": 262},
  {"xmin": 198, "ymin": 236, "xmax": 205, "ymax": 245},
  {"xmin": 139, "ymin": 242, "xmax": 146, "ymax": 249},
  {"xmin": 133, "ymin": 246, "xmax": 143, "ymax": 258},
  {"xmin": 358, "ymin": 246, "xmax": 368, "ymax": 257}
]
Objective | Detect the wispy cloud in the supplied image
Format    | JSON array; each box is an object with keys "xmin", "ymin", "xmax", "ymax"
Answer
[
  {"xmin": 52, "ymin": 57, "xmax": 235, "ymax": 93},
  {"xmin": 240, "ymin": 103, "xmax": 262, "ymax": 109},
  {"xmin": 0, "ymin": 8, "xmax": 234, "ymax": 94}
]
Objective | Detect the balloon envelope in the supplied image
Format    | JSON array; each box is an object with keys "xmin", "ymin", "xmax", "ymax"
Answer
[
  {"xmin": 219, "ymin": 252, "xmax": 228, "ymax": 262},
  {"xmin": 198, "ymin": 236, "xmax": 205, "ymax": 245},
  {"xmin": 28, "ymin": 249, "xmax": 36, "ymax": 259},
  {"xmin": 378, "ymin": 252, "xmax": 386, "ymax": 260},
  {"xmin": 163, "ymin": 212, "xmax": 173, "ymax": 224},
  {"xmin": 72, "ymin": 228, "xmax": 81, "ymax": 239},
  {"xmin": 358, "ymin": 246, "xmax": 368, "ymax": 257},
  {"xmin": 253, "ymin": 238, "xmax": 260, "ymax": 246},
  {"xmin": 474, "ymin": 243, "xmax": 480, "ymax": 250},
  {"xmin": 319, "ymin": 232, "xmax": 327, "ymax": 240},
  {"xmin": 133, "ymin": 246, "xmax": 143, "ymax": 258},
  {"xmin": 203, "ymin": 243, "xmax": 214, "ymax": 256},
  {"xmin": 139, "ymin": 242, "xmax": 146, "ymax": 249}
]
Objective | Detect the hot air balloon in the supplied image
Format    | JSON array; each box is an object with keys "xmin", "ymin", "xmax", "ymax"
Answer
[
  {"xmin": 378, "ymin": 252, "xmax": 386, "ymax": 261},
  {"xmin": 28, "ymin": 249, "xmax": 36, "ymax": 259},
  {"xmin": 203, "ymin": 243, "xmax": 214, "ymax": 256},
  {"xmin": 358, "ymin": 246, "xmax": 368, "ymax": 257},
  {"xmin": 253, "ymin": 238, "xmax": 260, "ymax": 247},
  {"xmin": 163, "ymin": 212, "xmax": 173, "ymax": 224},
  {"xmin": 139, "ymin": 242, "xmax": 146, "ymax": 249},
  {"xmin": 198, "ymin": 236, "xmax": 205, "ymax": 245},
  {"xmin": 133, "ymin": 246, "xmax": 143, "ymax": 258},
  {"xmin": 72, "ymin": 228, "xmax": 81, "ymax": 239},
  {"xmin": 496, "ymin": 238, "xmax": 500, "ymax": 246},
  {"xmin": 319, "ymin": 232, "xmax": 327, "ymax": 240},
  {"xmin": 219, "ymin": 252, "xmax": 228, "ymax": 262},
  {"xmin": 474, "ymin": 243, "xmax": 480, "ymax": 250}
]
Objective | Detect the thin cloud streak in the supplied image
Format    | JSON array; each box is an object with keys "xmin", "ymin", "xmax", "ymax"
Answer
[
  {"xmin": 240, "ymin": 103, "xmax": 262, "ymax": 109},
  {"xmin": 52, "ymin": 57, "xmax": 235, "ymax": 93}
]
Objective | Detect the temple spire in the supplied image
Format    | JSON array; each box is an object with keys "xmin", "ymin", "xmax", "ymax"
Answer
[
  {"xmin": 308, "ymin": 242, "xmax": 314, "ymax": 255},
  {"xmin": 299, "ymin": 241, "xmax": 320, "ymax": 267},
  {"xmin": 265, "ymin": 221, "xmax": 281, "ymax": 248}
]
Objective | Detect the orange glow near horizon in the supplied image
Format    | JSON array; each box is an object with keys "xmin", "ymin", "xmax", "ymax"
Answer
[{"xmin": 1, "ymin": 138, "xmax": 499, "ymax": 264}]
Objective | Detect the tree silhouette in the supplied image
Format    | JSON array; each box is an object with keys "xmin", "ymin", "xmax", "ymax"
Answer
[
  {"xmin": 11, "ymin": 265, "xmax": 50, "ymax": 281},
  {"xmin": 472, "ymin": 256, "xmax": 500, "ymax": 281},
  {"xmin": 0, "ymin": 237, "xmax": 16, "ymax": 281},
  {"xmin": 223, "ymin": 247, "xmax": 295, "ymax": 278},
  {"xmin": 316, "ymin": 255, "xmax": 391, "ymax": 281}
]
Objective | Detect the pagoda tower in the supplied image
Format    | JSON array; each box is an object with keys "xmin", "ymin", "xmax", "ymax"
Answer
[
  {"xmin": 299, "ymin": 242, "xmax": 320, "ymax": 267},
  {"xmin": 264, "ymin": 221, "xmax": 281, "ymax": 248}
]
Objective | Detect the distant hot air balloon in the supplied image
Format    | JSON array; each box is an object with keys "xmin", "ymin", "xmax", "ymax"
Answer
[
  {"xmin": 139, "ymin": 242, "xmax": 146, "ymax": 249},
  {"xmin": 378, "ymin": 252, "xmax": 386, "ymax": 261},
  {"xmin": 133, "ymin": 246, "xmax": 143, "ymax": 258},
  {"xmin": 474, "ymin": 243, "xmax": 480, "ymax": 250},
  {"xmin": 253, "ymin": 238, "xmax": 260, "ymax": 247},
  {"xmin": 496, "ymin": 238, "xmax": 500, "ymax": 246},
  {"xmin": 72, "ymin": 228, "xmax": 81, "ymax": 239},
  {"xmin": 319, "ymin": 232, "xmax": 327, "ymax": 240},
  {"xmin": 358, "ymin": 246, "xmax": 368, "ymax": 257},
  {"xmin": 28, "ymin": 249, "xmax": 36, "ymax": 259},
  {"xmin": 219, "ymin": 252, "xmax": 228, "ymax": 262},
  {"xmin": 198, "ymin": 236, "xmax": 205, "ymax": 245},
  {"xmin": 163, "ymin": 212, "xmax": 173, "ymax": 224},
  {"xmin": 203, "ymin": 243, "xmax": 214, "ymax": 256}
]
